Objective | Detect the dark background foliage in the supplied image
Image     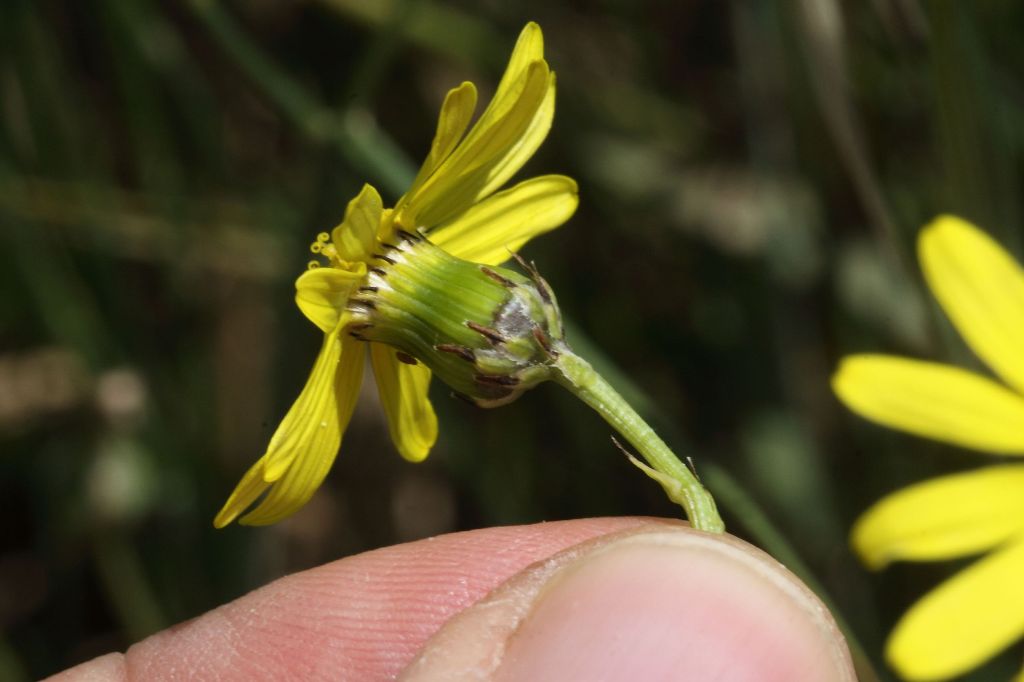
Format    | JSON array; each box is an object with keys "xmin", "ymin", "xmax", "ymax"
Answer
[{"xmin": 2, "ymin": 1, "xmax": 1022, "ymax": 679}]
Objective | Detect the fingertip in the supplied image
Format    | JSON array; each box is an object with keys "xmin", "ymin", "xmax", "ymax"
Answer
[
  {"xmin": 115, "ymin": 517, "xmax": 659, "ymax": 680},
  {"xmin": 402, "ymin": 527, "xmax": 854, "ymax": 681},
  {"xmin": 43, "ymin": 652, "xmax": 127, "ymax": 682}
]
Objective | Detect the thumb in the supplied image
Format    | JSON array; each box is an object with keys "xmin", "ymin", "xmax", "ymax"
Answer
[{"xmin": 401, "ymin": 525, "xmax": 854, "ymax": 681}]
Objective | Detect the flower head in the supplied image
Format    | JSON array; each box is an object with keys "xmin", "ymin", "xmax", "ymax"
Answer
[
  {"xmin": 833, "ymin": 216, "xmax": 1024, "ymax": 680},
  {"xmin": 215, "ymin": 22, "xmax": 578, "ymax": 528}
]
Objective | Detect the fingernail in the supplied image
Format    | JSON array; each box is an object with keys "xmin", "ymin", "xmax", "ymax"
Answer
[{"xmin": 401, "ymin": 526, "xmax": 854, "ymax": 681}]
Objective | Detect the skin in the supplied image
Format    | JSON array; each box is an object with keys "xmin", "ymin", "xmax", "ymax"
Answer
[{"xmin": 47, "ymin": 517, "xmax": 855, "ymax": 681}]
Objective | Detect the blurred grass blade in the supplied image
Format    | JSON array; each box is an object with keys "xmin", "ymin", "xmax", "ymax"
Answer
[
  {"xmin": 791, "ymin": 0, "xmax": 904, "ymax": 270},
  {"xmin": 185, "ymin": 0, "xmax": 415, "ymax": 196},
  {"xmin": 0, "ymin": 639, "xmax": 29, "ymax": 682},
  {"xmin": 927, "ymin": 0, "xmax": 1021, "ymax": 251},
  {"xmin": 93, "ymin": 532, "xmax": 167, "ymax": 641},
  {"xmin": 315, "ymin": 0, "xmax": 500, "ymax": 68}
]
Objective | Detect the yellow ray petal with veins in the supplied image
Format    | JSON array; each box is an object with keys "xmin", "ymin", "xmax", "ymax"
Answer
[
  {"xmin": 852, "ymin": 465, "xmax": 1024, "ymax": 568},
  {"xmin": 397, "ymin": 23, "xmax": 554, "ymax": 230},
  {"xmin": 920, "ymin": 215, "xmax": 1024, "ymax": 394},
  {"xmin": 833, "ymin": 354, "xmax": 1024, "ymax": 454},
  {"xmin": 213, "ymin": 331, "xmax": 364, "ymax": 527},
  {"xmin": 887, "ymin": 539, "xmax": 1024, "ymax": 680},
  {"xmin": 431, "ymin": 175, "xmax": 578, "ymax": 265},
  {"xmin": 370, "ymin": 343, "xmax": 437, "ymax": 463},
  {"xmin": 407, "ymin": 82, "xmax": 478, "ymax": 195},
  {"xmin": 295, "ymin": 266, "xmax": 365, "ymax": 333},
  {"xmin": 332, "ymin": 184, "xmax": 383, "ymax": 263}
]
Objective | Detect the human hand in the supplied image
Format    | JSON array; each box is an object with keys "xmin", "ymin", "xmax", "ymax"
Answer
[{"xmin": 48, "ymin": 518, "xmax": 854, "ymax": 681}]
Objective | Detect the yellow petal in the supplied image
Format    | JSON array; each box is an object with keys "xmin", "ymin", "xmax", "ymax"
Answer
[
  {"xmin": 397, "ymin": 27, "xmax": 554, "ymax": 229},
  {"xmin": 213, "ymin": 333, "xmax": 365, "ymax": 527},
  {"xmin": 370, "ymin": 343, "xmax": 437, "ymax": 462},
  {"xmin": 886, "ymin": 539, "xmax": 1024, "ymax": 680},
  {"xmin": 294, "ymin": 265, "xmax": 365, "ymax": 333},
  {"xmin": 429, "ymin": 175, "xmax": 578, "ymax": 265},
  {"xmin": 494, "ymin": 22, "xmax": 545, "ymax": 102},
  {"xmin": 832, "ymin": 354, "xmax": 1024, "ymax": 454},
  {"xmin": 404, "ymin": 63, "xmax": 551, "ymax": 229},
  {"xmin": 851, "ymin": 465, "xmax": 1024, "ymax": 568},
  {"xmin": 406, "ymin": 82, "xmax": 478, "ymax": 196},
  {"xmin": 331, "ymin": 184, "xmax": 383, "ymax": 263},
  {"xmin": 211, "ymin": 456, "xmax": 272, "ymax": 530},
  {"xmin": 469, "ymin": 69, "xmax": 555, "ymax": 203},
  {"xmin": 213, "ymin": 330, "xmax": 343, "ymax": 528},
  {"xmin": 454, "ymin": 21, "xmax": 552, "ymax": 199},
  {"xmin": 920, "ymin": 215, "xmax": 1024, "ymax": 394},
  {"xmin": 437, "ymin": 21, "xmax": 545, "ymax": 167}
]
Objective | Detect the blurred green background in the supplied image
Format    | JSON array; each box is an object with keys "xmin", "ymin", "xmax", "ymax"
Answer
[{"xmin": 2, "ymin": 1, "xmax": 1023, "ymax": 679}]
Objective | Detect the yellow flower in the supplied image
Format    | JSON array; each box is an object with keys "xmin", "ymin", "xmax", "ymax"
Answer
[
  {"xmin": 214, "ymin": 22, "xmax": 578, "ymax": 528},
  {"xmin": 833, "ymin": 215, "xmax": 1024, "ymax": 680}
]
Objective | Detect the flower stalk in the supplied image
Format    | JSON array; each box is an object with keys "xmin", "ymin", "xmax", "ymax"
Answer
[{"xmin": 552, "ymin": 349, "xmax": 724, "ymax": 533}]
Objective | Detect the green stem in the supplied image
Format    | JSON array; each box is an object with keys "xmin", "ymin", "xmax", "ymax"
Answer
[{"xmin": 552, "ymin": 347, "xmax": 724, "ymax": 533}]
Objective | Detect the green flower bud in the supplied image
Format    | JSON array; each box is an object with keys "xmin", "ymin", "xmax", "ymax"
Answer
[{"xmin": 347, "ymin": 230, "xmax": 564, "ymax": 407}]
